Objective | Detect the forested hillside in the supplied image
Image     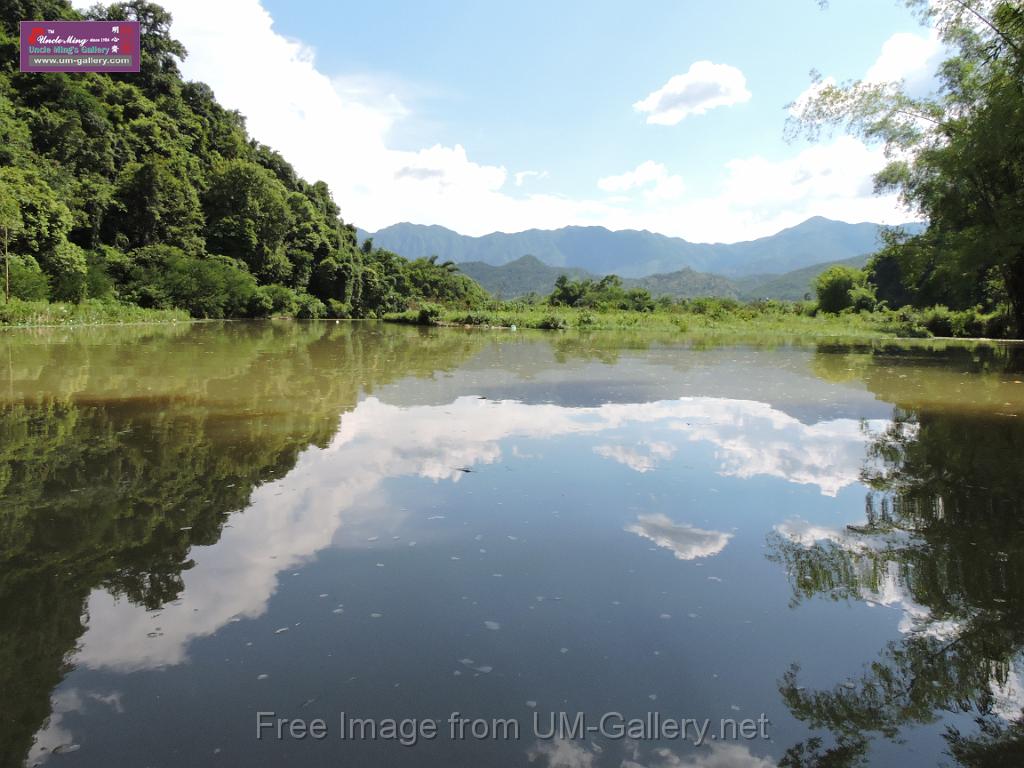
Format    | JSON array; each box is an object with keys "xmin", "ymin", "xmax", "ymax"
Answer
[{"xmin": 0, "ymin": 1, "xmax": 485, "ymax": 319}]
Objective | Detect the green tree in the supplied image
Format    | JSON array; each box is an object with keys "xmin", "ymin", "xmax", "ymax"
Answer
[
  {"xmin": 791, "ymin": 0, "xmax": 1024, "ymax": 335},
  {"xmin": 203, "ymin": 159, "xmax": 293, "ymax": 283},
  {"xmin": 0, "ymin": 180, "xmax": 24, "ymax": 302},
  {"xmin": 106, "ymin": 157, "xmax": 205, "ymax": 252},
  {"xmin": 814, "ymin": 265, "xmax": 862, "ymax": 313}
]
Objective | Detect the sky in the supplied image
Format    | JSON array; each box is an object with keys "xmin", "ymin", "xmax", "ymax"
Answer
[{"xmin": 150, "ymin": 0, "xmax": 943, "ymax": 242}]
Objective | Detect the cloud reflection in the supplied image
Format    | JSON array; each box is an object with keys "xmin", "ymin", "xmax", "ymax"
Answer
[
  {"xmin": 626, "ymin": 514, "xmax": 733, "ymax": 560},
  {"xmin": 74, "ymin": 395, "xmax": 880, "ymax": 672}
]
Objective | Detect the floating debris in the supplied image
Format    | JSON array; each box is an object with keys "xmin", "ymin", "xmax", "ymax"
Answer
[
  {"xmin": 52, "ymin": 744, "xmax": 80, "ymax": 755},
  {"xmin": 525, "ymin": 700, "xmax": 537, "ymax": 708},
  {"xmin": 370, "ymin": 612, "xmax": 383, "ymax": 619},
  {"xmin": 257, "ymin": 674, "xmax": 269, "ymax": 680},
  {"xmin": 560, "ymin": 647, "xmax": 569, "ymax": 654},
  {"xmin": 274, "ymin": 627, "xmax": 289, "ymax": 634},
  {"xmin": 659, "ymin": 613, "xmax": 672, "ymax": 620},
  {"xmin": 332, "ymin": 608, "xmax": 344, "ymax": 614},
  {"xmin": 484, "ymin": 621, "xmax": 501, "ymax": 630}
]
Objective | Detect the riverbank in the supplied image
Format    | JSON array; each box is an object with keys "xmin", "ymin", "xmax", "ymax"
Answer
[
  {"xmin": 384, "ymin": 304, "xmax": 926, "ymax": 339},
  {"xmin": 0, "ymin": 299, "xmax": 190, "ymax": 327}
]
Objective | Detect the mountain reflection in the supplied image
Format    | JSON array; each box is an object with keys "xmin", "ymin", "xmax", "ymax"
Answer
[{"xmin": 768, "ymin": 348, "xmax": 1024, "ymax": 766}]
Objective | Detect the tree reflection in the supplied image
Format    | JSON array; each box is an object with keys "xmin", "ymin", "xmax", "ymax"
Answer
[
  {"xmin": 772, "ymin": 346, "xmax": 1024, "ymax": 766},
  {"xmin": 0, "ymin": 322, "xmax": 485, "ymax": 766}
]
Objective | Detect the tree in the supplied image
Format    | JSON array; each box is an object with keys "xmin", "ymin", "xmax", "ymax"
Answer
[
  {"xmin": 0, "ymin": 181, "xmax": 23, "ymax": 302},
  {"xmin": 791, "ymin": 1, "xmax": 1024, "ymax": 335},
  {"xmin": 203, "ymin": 159, "xmax": 293, "ymax": 283},
  {"xmin": 814, "ymin": 265, "xmax": 862, "ymax": 313}
]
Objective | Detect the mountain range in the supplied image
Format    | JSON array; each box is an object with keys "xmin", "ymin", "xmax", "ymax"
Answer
[
  {"xmin": 456, "ymin": 254, "xmax": 870, "ymax": 301},
  {"xmin": 357, "ymin": 216, "xmax": 924, "ymax": 279}
]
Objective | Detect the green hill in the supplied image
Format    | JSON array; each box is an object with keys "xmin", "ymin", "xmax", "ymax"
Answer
[
  {"xmin": 737, "ymin": 255, "xmax": 870, "ymax": 301},
  {"xmin": 457, "ymin": 252, "xmax": 876, "ymax": 303},
  {"xmin": 0, "ymin": 2, "xmax": 480, "ymax": 320},
  {"xmin": 457, "ymin": 255, "xmax": 595, "ymax": 298}
]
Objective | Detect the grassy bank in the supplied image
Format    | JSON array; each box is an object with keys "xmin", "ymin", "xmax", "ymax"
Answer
[
  {"xmin": 387, "ymin": 303, "xmax": 911, "ymax": 339},
  {"xmin": 0, "ymin": 299, "xmax": 190, "ymax": 327},
  {"xmin": 385, "ymin": 296, "xmax": 1019, "ymax": 340}
]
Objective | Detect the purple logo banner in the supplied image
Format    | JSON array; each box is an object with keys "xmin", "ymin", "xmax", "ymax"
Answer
[{"xmin": 20, "ymin": 20, "xmax": 141, "ymax": 73}]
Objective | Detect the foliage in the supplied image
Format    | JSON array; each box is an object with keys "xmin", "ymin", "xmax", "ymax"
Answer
[
  {"xmin": 791, "ymin": 0, "xmax": 1024, "ymax": 336},
  {"xmin": 549, "ymin": 274, "xmax": 655, "ymax": 312},
  {"xmin": 0, "ymin": 1, "xmax": 486, "ymax": 322},
  {"xmin": 814, "ymin": 265, "xmax": 863, "ymax": 313}
]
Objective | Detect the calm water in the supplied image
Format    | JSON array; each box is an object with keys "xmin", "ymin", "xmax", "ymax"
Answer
[{"xmin": 2, "ymin": 322, "xmax": 1024, "ymax": 767}]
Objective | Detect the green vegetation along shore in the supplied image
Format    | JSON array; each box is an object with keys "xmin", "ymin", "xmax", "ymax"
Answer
[{"xmin": 1, "ymin": 1, "xmax": 1022, "ymax": 341}]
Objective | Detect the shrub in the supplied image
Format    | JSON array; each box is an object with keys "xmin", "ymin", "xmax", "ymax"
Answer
[
  {"xmin": 539, "ymin": 314, "xmax": 568, "ymax": 330},
  {"xmin": 295, "ymin": 293, "xmax": 326, "ymax": 319},
  {"xmin": 327, "ymin": 299, "xmax": 352, "ymax": 319},
  {"xmin": 256, "ymin": 283, "xmax": 299, "ymax": 316},
  {"xmin": 6, "ymin": 255, "xmax": 50, "ymax": 300},
  {"xmin": 416, "ymin": 302, "xmax": 443, "ymax": 325},
  {"xmin": 814, "ymin": 266, "xmax": 862, "ymax": 314},
  {"xmin": 452, "ymin": 311, "xmax": 490, "ymax": 325}
]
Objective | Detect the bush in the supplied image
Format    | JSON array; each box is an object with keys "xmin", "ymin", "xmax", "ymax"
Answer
[
  {"xmin": 295, "ymin": 293, "xmax": 326, "ymax": 319},
  {"xmin": 452, "ymin": 311, "xmax": 490, "ymax": 326},
  {"xmin": 539, "ymin": 314, "xmax": 568, "ymax": 330},
  {"xmin": 255, "ymin": 283, "xmax": 299, "ymax": 316},
  {"xmin": 814, "ymin": 266, "xmax": 862, "ymax": 314},
  {"xmin": 921, "ymin": 305, "xmax": 954, "ymax": 336},
  {"xmin": 416, "ymin": 302, "xmax": 444, "ymax": 325},
  {"xmin": 6, "ymin": 255, "xmax": 50, "ymax": 300},
  {"xmin": 327, "ymin": 299, "xmax": 352, "ymax": 319}
]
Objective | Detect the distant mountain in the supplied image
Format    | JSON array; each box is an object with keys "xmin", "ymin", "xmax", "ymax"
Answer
[
  {"xmin": 736, "ymin": 255, "xmax": 871, "ymax": 301},
  {"xmin": 357, "ymin": 217, "xmax": 924, "ymax": 278},
  {"xmin": 625, "ymin": 268, "xmax": 741, "ymax": 300},
  {"xmin": 457, "ymin": 255, "xmax": 596, "ymax": 298},
  {"xmin": 456, "ymin": 252, "xmax": 880, "ymax": 303}
]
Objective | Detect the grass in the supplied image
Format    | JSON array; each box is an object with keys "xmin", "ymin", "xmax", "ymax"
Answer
[
  {"xmin": 386, "ymin": 298, "xmax": 1019, "ymax": 340},
  {"xmin": 386, "ymin": 303, "xmax": 906, "ymax": 339},
  {"xmin": 0, "ymin": 299, "xmax": 190, "ymax": 327}
]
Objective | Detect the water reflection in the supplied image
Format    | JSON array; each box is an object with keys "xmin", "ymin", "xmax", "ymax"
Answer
[
  {"xmin": 768, "ymin": 349, "xmax": 1024, "ymax": 766},
  {"xmin": 2, "ymin": 325, "xmax": 1023, "ymax": 767}
]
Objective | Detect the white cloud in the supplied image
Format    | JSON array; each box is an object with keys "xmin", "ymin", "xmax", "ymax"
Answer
[
  {"xmin": 865, "ymin": 29, "xmax": 944, "ymax": 93},
  {"xmin": 597, "ymin": 161, "xmax": 686, "ymax": 201},
  {"xmin": 791, "ymin": 29, "xmax": 944, "ymax": 118},
  {"xmin": 633, "ymin": 61, "xmax": 751, "ymax": 126},
  {"xmin": 514, "ymin": 170, "xmax": 550, "ymax": 187}
]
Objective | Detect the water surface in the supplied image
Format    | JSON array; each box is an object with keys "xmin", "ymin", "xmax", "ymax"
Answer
[{"xmin": 2, "ymin": 322, "xmax": 1023, "ymax": 767}]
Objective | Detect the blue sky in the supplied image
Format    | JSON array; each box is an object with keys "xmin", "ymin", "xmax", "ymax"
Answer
[{"xmin": 156, "ymin": 0, "xmax": 941, "ymax": 241}]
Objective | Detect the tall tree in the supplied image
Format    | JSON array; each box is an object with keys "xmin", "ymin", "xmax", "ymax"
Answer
[{"xmin": 790, "ymin": 1, "xmax": 1024, "ymax": 335}]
